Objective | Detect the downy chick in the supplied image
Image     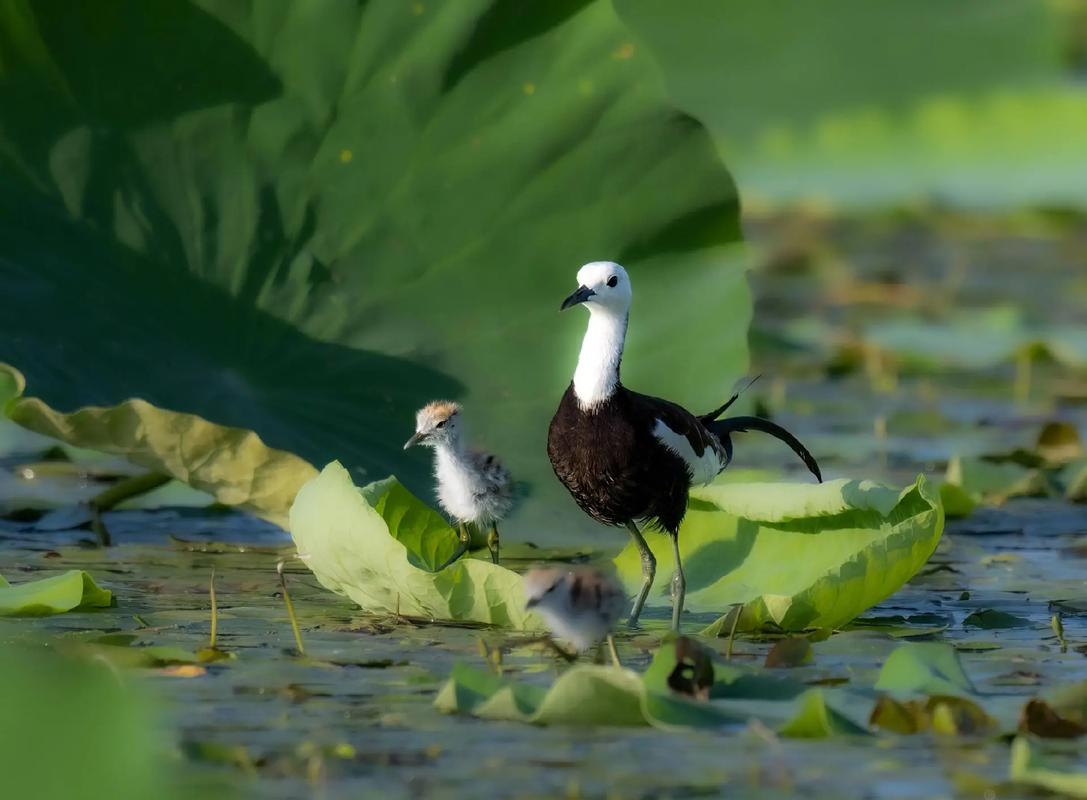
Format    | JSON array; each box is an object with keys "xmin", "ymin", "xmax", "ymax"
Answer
[
  {"xmin": 404, "ymin": 401, "xmax": 512, "ymax": 567},
  {"xmin": 524, "ymin": 566, "xmax": 626, "ymax": 663}
]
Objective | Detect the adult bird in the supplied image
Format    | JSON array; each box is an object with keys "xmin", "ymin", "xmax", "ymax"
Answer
[{"xmin": 547, "ymin": 262, "xmax": 822, "ymax": 630}]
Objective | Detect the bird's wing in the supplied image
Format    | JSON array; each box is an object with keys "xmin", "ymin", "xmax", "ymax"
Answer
[
  {"xmin": 628, "ymin": 391, "xmax": 728, "ymax": 484},
  {"xmin": 469, "ymin": 449, "xmax": 511, "ymax": 489}
]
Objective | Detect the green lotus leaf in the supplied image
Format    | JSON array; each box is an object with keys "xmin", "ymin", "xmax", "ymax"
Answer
[
  {"xmin": 0, "ymin": 364, "xmax": 317, "ymax": 528},
  {"xmin": 777, "ymin": 689, "xmax": 868, "ymax": 738},
  {"xmin": 938, "ymin": 481, "xmax": 978, "ymax": 520},
  {"xmin": 0, "ymin": 570, "xmax": 112, "ymax": 616},
  {"xmin": 435, "ymin": 663, "xmax": 652, "ymax": 727},
  {"xmin": 289, "ymin": 461, "xmax": 539, "ymax": 630},
  {"xmin": 945, "ymin": 455, "xmax": 1050, "ymax": 505},
  {"xmin": 641, "ymin": 638, "xmax": 806, "ymax": 702},
  {"xmin": 0, "ymin": 0, "xmax": 747, "ymax": 539},
  {"xmin": 874, "ymin": 642, "xmax": 975, "ymax": 698},
  {"xmin": 617, "ymin": 0, "xmax": 1087, "ymax": 208},
  {"xmin": 963, "ymin": 609, "xmax": 1033, "ymax": 630},
  {"xmin": 1010, "ymin": 736, "xmax": 1087, "ymax": 798},
  {"xmin": 437, "ymin": 641, "xmax": 862, "ymax": 734},
  {"xmin": 614, "ymin": 475, "xmax": 943, "ymax": 631}
]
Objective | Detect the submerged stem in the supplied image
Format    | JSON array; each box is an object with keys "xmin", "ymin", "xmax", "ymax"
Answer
[
  {"xmin": 208, "ymin": 567, "xmax": 218, "ymax": 650},
  {"xmin": 277, "ymin": 560, "xmax": 306, "ymax": 656},
  {"xmin": 89, "ymin": 471, "xmax": 170, "ymax": 547},
  {"xmin": 725, "ymin": 603, "xmax": 742, "ymax": 661}
]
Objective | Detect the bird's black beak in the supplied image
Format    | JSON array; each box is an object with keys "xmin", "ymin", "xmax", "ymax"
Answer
[
  {"xmin": 560, "ymin": 285, "xmax": 595, "ymax": 311},
  {"xmin": 403, "ymin": 432, "xmax": 425, "ymax": 450},
  {"xmin": 525, "ymin": 596, "xmax": 539, "ymax": 608}
]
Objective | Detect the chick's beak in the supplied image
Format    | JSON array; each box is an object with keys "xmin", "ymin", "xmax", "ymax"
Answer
[
  {"xmin": 403, "ymin": 431, "xmax": 425, "ymax": 450},
  {"xmin": 560, "ymin": 285, "xmax": 595, "ymax": 311},
  {"xmin": 525, "ymin": 596, "xmax": 539, "ymax": 609}
]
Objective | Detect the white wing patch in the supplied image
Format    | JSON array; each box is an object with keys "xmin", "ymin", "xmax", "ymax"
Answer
[{"xmin": 651, "ymin": 418, "xmax": 724, "ymax": 486}]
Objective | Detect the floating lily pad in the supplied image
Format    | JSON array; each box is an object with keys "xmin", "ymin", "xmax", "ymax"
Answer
[
  {"xmin": 437, "ymin": 640, "xmax": 862, "ymax": 734},
  {"xmin": 289, "ymin": 462, "xmax": 539, "ymax": 630},
  {"xmin": 945, "ymin": 456, "xmax": 1049, "ymax": 505},
  {"xmin": 874, "ymin": 642, "xmax": 975, "ymax": 697},
  {"xmin": 0, "ymin": 570, "xmax": 112, "ymax": 616},
  {"xmin": 938, "ymin": 482, "xmax": 978, "ymax": 519},
  {"xmin": 616, "ymin": 475, "xmax": 943, "ymax": 631},
  {"xmin": 963, "ymin": 609, "xmax": 1033, "ymax": 630},
  {"xmin": 778, "ymin": 689, "xmax": 868, "ymax": 738}
]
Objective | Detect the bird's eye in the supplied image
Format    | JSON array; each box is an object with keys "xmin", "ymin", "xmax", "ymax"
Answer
[
  {"xmin": 606, "ymin": 275, "xmax": 618, "ymax": 288},
  {"xmin": 436, "ymin": 420, "xmax": 447, "ymax": 429}
]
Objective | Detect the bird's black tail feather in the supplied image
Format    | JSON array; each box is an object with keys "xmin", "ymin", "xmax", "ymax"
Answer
[
  {"xmin": 707, "ymin": 416, "xmax": 822, "ymax": 483},
  {"xmin": 699, "ymin": 375, "xmax": 762, "ymax": 423}
]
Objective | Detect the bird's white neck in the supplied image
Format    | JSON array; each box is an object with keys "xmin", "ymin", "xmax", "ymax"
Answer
[
  {"xmin": 433, "ymin": 439, "xmax": 466, "ymax": 462},
  {"xmin": 573, "ymin": 307, "xmax": 627, "ymax": 410}
]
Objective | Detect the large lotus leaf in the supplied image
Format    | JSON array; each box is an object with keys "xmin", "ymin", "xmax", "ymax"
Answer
[
  {"xmin": 0, "ymin": 0, "xmax": 747, "ymax": 541},
  {"xmin": 616, "ymin": 0, "xmax": 1087, "ymax": 208},
  {"xmin": 289, "ymin": 461, "xmax": 539, "ymax": 630},
  {"xmin": 0, "ymin": 364, "xmax": 316, "ymax": 528},
  {"xmin": 0, "ymin": 570, "xmax": 112, "ymax": 616},
  {"xmin": 615, "ymin": 476, "xmax": 943, "ymax": 631}
]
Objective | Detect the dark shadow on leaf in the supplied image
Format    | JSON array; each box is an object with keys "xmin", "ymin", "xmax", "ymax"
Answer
[
  {"xmin": 441, "ymin": 0, "xmax": 594, "ymax": 93},
  {"xmin": 0, "ymin": 188, "xmax": 462, "ymax": 491},
  {"xmin": 677, "ymin": 518, "xmax": 758, "ymax": 596}
]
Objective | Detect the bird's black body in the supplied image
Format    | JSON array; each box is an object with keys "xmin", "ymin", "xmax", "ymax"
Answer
[
  {"xmin": 547, "ymin": 382, "xmax": 822, "ymax": 535},
  {"xmin": 550, "ymin": 260, "xmax": 822, "ymax": 630}
]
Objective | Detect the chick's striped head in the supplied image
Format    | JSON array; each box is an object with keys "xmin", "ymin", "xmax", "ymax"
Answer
[{"xmin": 404, "ymin": 401, "xmax": 462, "ymax": 449}]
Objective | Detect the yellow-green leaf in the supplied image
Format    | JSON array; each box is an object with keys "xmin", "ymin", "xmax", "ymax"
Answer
[
  {"xmin": 616, "ymin": 475, "xmax": 943, "ymax": 632},
  {"xmin": 0, "ymin": 570, "xmax": 112, "ymax": 616},
  {"xmin": 289, "ymin": 462, "xmax": 539, "ymax": 630},
  {"xmin": 0, "ymin": 364, "xmax": 316, "ymax": 528}
]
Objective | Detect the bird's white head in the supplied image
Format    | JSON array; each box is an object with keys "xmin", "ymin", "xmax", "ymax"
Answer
[
  {"xmin": 560, "ymin": 261, "xmax": 632, "ymax": 316},
  {"xmin": 561, "ymin": 262, "xmax": 632, "ymax": 409},
  {"xmin": 404, "ymin": 400, "xmax": 462, "ymax": 450}
]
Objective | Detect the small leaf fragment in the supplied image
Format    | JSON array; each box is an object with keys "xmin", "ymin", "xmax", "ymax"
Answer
[
  {"xmin": 765, "ymin": 637, "xmax": 813, "ymax": 668},
  {"xmin": 1020, "ymin": 699, "xmax": 1087, "ymax": 739},
  {"xmin": 666, "ymin": 636, "xmax": 715, "ymax": 700},
  {"xmin": 963, "ymin": 609, "xmax": 1032, "ymax": 629}
]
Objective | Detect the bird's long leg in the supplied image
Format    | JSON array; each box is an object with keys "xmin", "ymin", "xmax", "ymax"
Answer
[
  {"xmin": 624, "ymin": 520, "xmax": 656, "ymax": 628},
  {"xmin": 436, "ymin": 522, "xmax": 472, "ymax": 571},
  {"xmin": 486, "ymin": 523, "xmax": 500, "ymax": 565},
  {"xmin": 669, "ymin": 533, "xmax": 686, "ymax": 632}
]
